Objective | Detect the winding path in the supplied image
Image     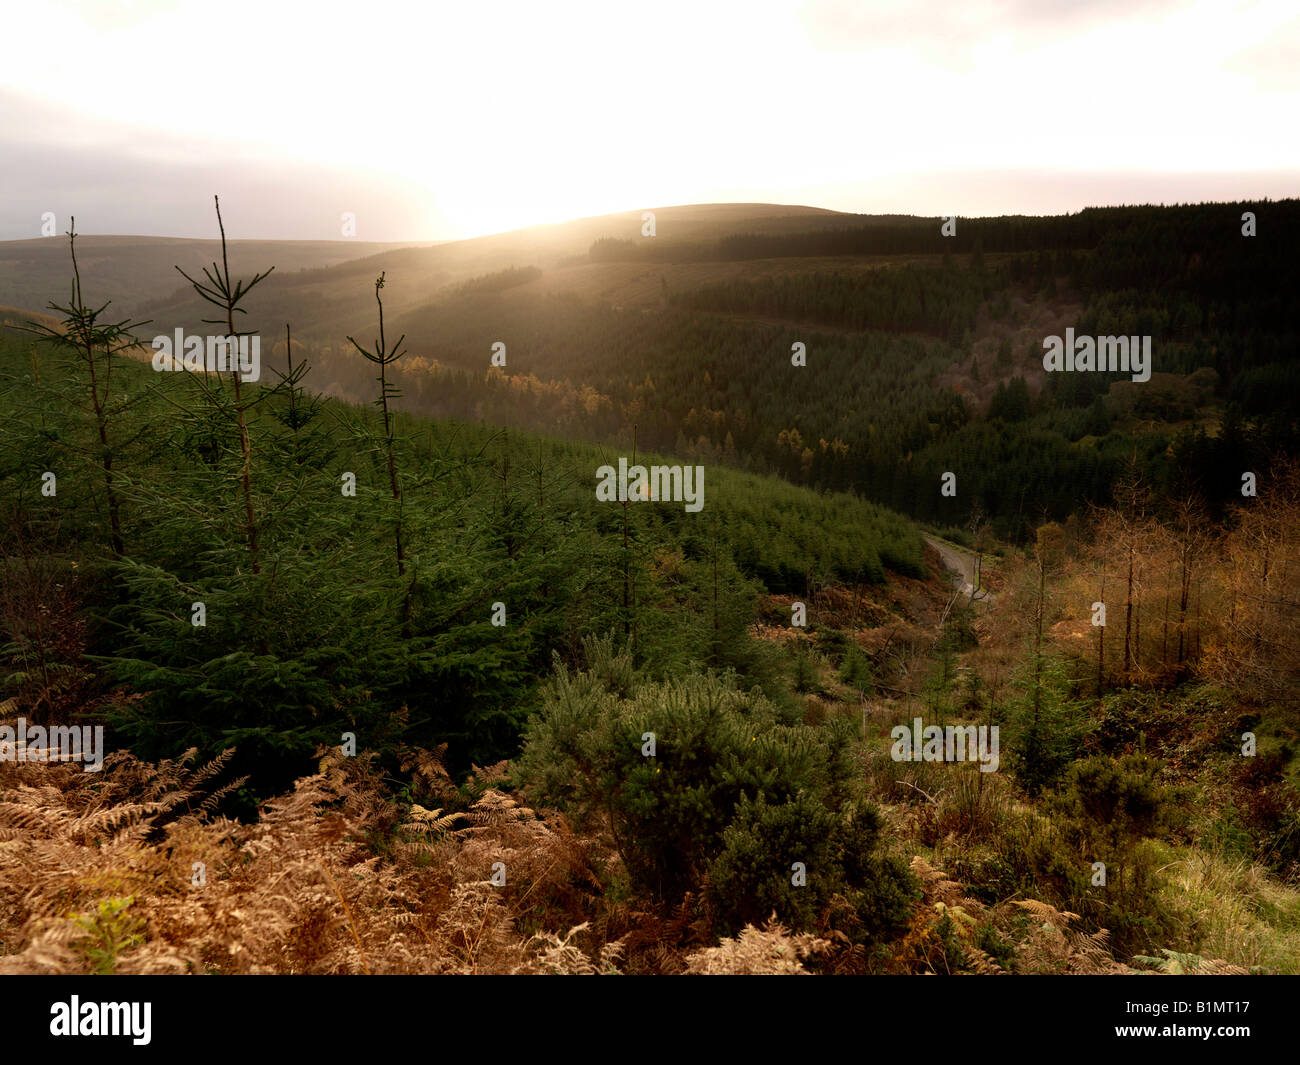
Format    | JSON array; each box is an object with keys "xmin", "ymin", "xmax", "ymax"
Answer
[{"xmin": 923, "ymin": 535, "xmax": 995, "ymax": 605}]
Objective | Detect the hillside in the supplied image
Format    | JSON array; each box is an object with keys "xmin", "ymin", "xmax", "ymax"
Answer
[
  {"xmin": 2, "ymin": 200, "xmax": 1299, "ymax": 979},
  {"xmin": 8, "ymin": 200, "xmax": 1293, "ymax": 545},
  {"xmin": 52, "ymin": 204, "xmax": 852, "ymax": 344},
  {"xmin": 0, "ymin": 234, "xmax": 434, "ymax": 322},
  {"xmin": 0, "ymin": 322, "xmax": 928, "ymax": 771},
  {"xmin": 320, "ymin": 200, "xmax": 1299, "ymax": 541}
]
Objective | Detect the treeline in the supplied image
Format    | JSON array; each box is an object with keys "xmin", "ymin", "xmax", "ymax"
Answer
[
  {"xmin": 456, "ymin": 264, "xmax": 542, "ymax": 297},
  {"xmin": 589, "ymin": 213, "xmax": 1093, "ymax": 262},
  {"xmin": 587, "ymin": 200, "xmax": 1299, "ymax": 266},
  {"xmin": 672, "ymin": 262, "xmax": 992, "ymax": 342}
]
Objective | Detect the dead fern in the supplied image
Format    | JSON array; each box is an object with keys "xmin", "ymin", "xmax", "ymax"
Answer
[
  {"xmin": 1131, "ymin": 949, "xmax": 1250, "ymax": 976},
  {"xmin": 1008, "ymin": 899, "xmax": 1132, "ymax": 974},
  {"xmin": 683, "ymin": 916, "xmax": 831, "ymax": 975},
  {"xmin": 892, "ymin": 857, "xmax": 1003, "ymax": 974},
  {"xmin": 515, "ymin": 922, "xmax": 625, "ymax": 975}
]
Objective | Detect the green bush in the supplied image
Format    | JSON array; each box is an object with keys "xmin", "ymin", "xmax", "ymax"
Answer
[
  {"xmin": 708, "ymin": 792, "xmax": 837, "ymax": 929},
  {"xmin": 995, "ymin": 756, "xmax": 1184, "ymax": 955},
  {"xmin": 839, "ymin": 643, "xmax": 876, "ymax": 694},
  {"xmin": 1003, "ymin": 656, "xmax": 1091, "ymax": 796},
  {"xmin": 518, "ymin": 637, "xmax": 915, "ymax": 939}
]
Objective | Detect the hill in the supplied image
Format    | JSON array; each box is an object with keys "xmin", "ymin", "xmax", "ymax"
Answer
[
  {"xmin": 3, "ymin": 200, "xmax": 1299, "ymax": 978},
  {"xmin": 4, "ymin": 308, "xmax": 1299, "ymax": 974},
  {"xmin": 0, "ymin": 234, "xmax": 434, "ymax": 321},
  {"xmin": 0, "ymin": 320, "xmax": 927, "ymax": 779},
  {"xmin": 6, "ymin": 200, "xmax": 1296, "ymax": 546}
]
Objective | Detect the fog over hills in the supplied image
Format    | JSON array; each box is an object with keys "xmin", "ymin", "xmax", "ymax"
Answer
[{"xmin": 0, "ymin": 202, "xmax": 858, "ymax": 337}]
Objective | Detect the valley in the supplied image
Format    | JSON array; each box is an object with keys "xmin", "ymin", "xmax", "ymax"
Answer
[{"xmin": 1, "ymin": 198, "xmax": 1297, "ymax": 977}]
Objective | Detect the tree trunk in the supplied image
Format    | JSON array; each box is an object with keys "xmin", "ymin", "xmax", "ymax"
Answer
[{"xmin": 1123, "ymin": 541, "xmax": 1133, "ymax": 674}]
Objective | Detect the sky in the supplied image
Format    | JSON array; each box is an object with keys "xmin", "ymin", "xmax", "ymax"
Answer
[{"xmin": 1, "ymin": 0, "xmax": 1297, "ymax": 241}]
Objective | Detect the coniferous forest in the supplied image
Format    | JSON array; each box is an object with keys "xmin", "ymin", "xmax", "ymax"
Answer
[
  {"xmin": 3, "ymin": 194, "xmax": 1298, "ymax": 988},
  {"xmin": 3, "ymin": 11, "xmax": 1300, "ymax": 1052}
]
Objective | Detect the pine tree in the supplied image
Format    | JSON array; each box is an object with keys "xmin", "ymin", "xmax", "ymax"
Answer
[
  {"xmin": 346, "ymin": 272, "xmax": 408, "ymax": 577},
  {"xmin": 24, "ymin": 218, "xmax": 150, "ymax": 556},
  {"xmin": 174, "ymin": 196, "xmax": 275, "ymax": 573}
]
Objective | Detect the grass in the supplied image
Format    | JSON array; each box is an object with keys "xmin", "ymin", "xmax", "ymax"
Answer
[{"xmin": 1156, "ymin": 841, "xmax": 1300, "ymax": 974}]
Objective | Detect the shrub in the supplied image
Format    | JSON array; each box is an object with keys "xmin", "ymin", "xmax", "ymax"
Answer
[
  {"xmin": 1003, "ymin": 656, "xmax": 1091, "ymax": 796},
  {"xmin": 707, "ymin": 792, "xmax": 837, "ymax": 930},
  {"xmin": 517, "ymin": 639, "xmax": 914, "ymax": 940},
  {"xmin": 839, "ymin": 643, "xmax": 876, "ymax": 694}
]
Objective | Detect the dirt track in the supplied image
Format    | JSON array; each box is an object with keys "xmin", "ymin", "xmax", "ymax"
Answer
[{"xmin": 923, "ymin": 535, "xmax": 994, "ymax": 604}]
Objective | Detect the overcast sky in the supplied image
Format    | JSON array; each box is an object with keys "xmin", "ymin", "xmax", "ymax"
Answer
[{"xmin": 2, "ymin": 0, "xmax": 1297, "ymax": 241}]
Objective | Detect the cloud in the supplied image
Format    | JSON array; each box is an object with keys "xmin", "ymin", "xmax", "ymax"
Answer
[
  {"xmin": 1222, "ymin": 16, "xmax": 1300, "ymax": 91},
  {"xmin": 42, "ymin": 0, "xmax": 183, "ymax": 33},
  {"xmin": 0, "ymin": 90, "xmax": 444, "ymax": 241},
  {"xmin": 800, "ymin": 0, "xmax": 1190, "ymax": 66}
]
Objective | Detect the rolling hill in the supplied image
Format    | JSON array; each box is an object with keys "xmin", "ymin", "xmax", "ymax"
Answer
[{"xmin": 3, "ymin": 199, "xmax": 1297, "ymax": 544}]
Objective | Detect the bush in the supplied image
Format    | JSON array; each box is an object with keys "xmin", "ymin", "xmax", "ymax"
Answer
[
  {"xmin": 995, "ymin": 755, "xmax": 1184, "ymax": 955},
  {"xmin": 1003, "ymin": 656, "xmax": 1091, "ymax": 796},
  {"xmin": 839, "ymin": 643, "xmax": 876, "ymax": 694},
  {"xmin": 518, "ymin": 638, "xmax": 915, "ymax": 940},
  {"xmin": 708, "ymin": 792, "xmax": 837, "ymax": 930}
]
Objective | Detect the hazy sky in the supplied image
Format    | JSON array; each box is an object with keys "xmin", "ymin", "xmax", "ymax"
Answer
[{"xmin": 2, "ymin": 0, "xmax": 1297, "ymax": 241}]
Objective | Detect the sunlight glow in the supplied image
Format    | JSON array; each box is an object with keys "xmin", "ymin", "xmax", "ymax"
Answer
[{"xmin": 3, "ymin": 0, "xmax": 1297, "ymax": 238}]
